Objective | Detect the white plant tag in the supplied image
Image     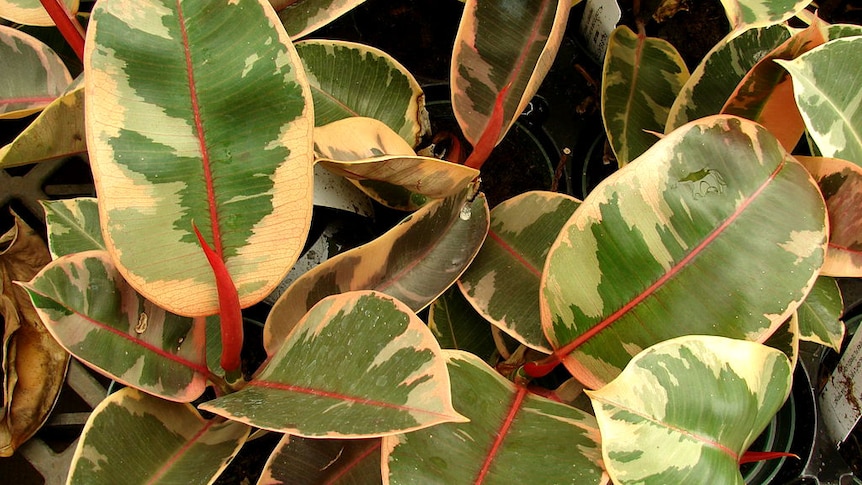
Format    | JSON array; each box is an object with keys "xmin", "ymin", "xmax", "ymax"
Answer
[
  {"xmin": 820, "ymin": 328, "xmax": 862, "ymax": 446},
  {"xmin": 579, "ymin": 0, "xmax": 621, "ymax": 62}
]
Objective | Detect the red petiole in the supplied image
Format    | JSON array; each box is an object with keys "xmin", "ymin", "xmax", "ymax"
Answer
[{"xmin": 38, "ymin": 0, "xmax": 85, "ymax": 63}]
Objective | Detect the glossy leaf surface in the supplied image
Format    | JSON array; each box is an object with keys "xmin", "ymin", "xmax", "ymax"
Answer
[
  {"xmin": 666, "ymin": 25, "xmax": 791, "ymax": 133},
  {"xmin": 85, "ymin": 0, "xmax": 314, "ymax": 315},
  {"xmin": 297, "ymin": 40, "xmax": 427, "ymax": 147},
  {"xmin": 721, "ymin": 21, "xmax": 826, "ymax": 150},
  {"xmin": 797, "ymin": 156, "xmax": 862, "ymax": 276},
  {"xmin": 778, "ymin": 37, "xmax": 862, "ymax": 166},
  {"xmin": 797, "ymin": 276, "xmax": 844, "ymax": 351},
  {"xmin": 428, "ymin": 287, "xmax": 498, "ymax": 364},
  {"xmin": 587, "ymin": 336, "xmax": 792, "ymax": 485},
  {"xmin": 0, "ymin": 25, "xmax": 71, "ymax": 119},
  {"xmin": 384, "ymin": 350, "xmax": 604, "ymax": 485},
  {"xmin": 67, "ymin": 387, "xmax": 249, "ymax": 485},
  {"xmin": 264, "ymin": 190, "xmax": 489, "ymax": 355},
  {"xmin": 602, "ymin": 25, "xmax": 689, "ymax": 166},
  {"xmin": 0, "ymin": 80, "xmax": 85, "ymax": 168},
  {"xmin": 542, "ymin": 116, "xmax": 827, "ymax": 388},
  {"xmin": 0, "ymin": 0, "xmax": 78, "ymax": 26},
  {"xmin": 42, "ymin": 197, "xmax": 105, "ymax": 258},
  {"xmin": 273, "ymin": 0, "xmax": 364, "ymax": 39},
  {"xmin": 22, "ymin": 251, "xmax": 210, "ymax": 402},
  {"xmin": 719, "ymin": 0, "xmax": 811, "ymax": 31},
  {"xmin": 451, "ymin": 0, "xmax": 569, "ymax": 146},
  {"xmin": 259, "ymin": 436, "xmax": 382, "ymax": 484},
  {"xmin": 459, "ymin": 191, "xmax": 579, "ymax": 353},
  {"xmin": 202, "ymin": 291, "xmax": 466, "ymax": 437}
]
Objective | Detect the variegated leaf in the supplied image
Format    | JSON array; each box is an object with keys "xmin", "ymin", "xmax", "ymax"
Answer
[
  {"xmin": 0, "ymin": 78, "xmax": 85, "ymax": 168},
  {"xmin": 602, "ymin": 25, "xmax": 689, "ymax": 166},
  {"xmin": 86, "ymin": 0, "xmax": 314, "ymax": 316},
  {"xmin": 42, "ymin": 197, "xmax": 105, "ymax": 259},
  {"xmin": 719, "ymin": 0, "xmax": 811, "ymax": 31},
  {"xmin": 428, "ymin": 286, "xmax": 498, "ymax": 363},
  {"xmin": 721, "ymin": 20, "xmax": 826, "ymax": 151},
  {"xmin": 797, "ymin": 275, "xmax": 844, "ymax": 351},
  {"xmin": 666, "ymin": 25, "xmax": 792, "ymax": 133},
  {"xmin": 459, "ymin": 191, "xmax": 579, "ymax": 353},
  {"xmin": 383, "ymin": 350, "xmax": 604, "ymax": 485},
  {"xmin": 273, "ymin": 0, "xmax": 365, "ymax": 39},
  {"xmin": 67, "ymin": 387, "xmax": 249, "ymax": 485},
  {"xmin": 0, "ymin": 0, "xmax": 78, "ymax": 27},
  {"xmin": 796, "ymin": 156, "xmax": 862, "ymax": 276},
  {"xmin": 451, "ymin": 0, "xmax": 569, "ymax": 146},
  {"xmin": 297, "ymin": 40, "xmax": 428, "ymax": 147},
  {"xmin": 827, "ymin": 24, "xmax": 862, "ymax": 40},
  {"xmin": 0, "ymin": 24, "xmax": 72, "ymax": 119},
  {"xmin": 586, "ymin": 336, "xmax": 792, "ymax": 485},
  {"xmin": 259, "ymin": 436, "xmax": 382, "ymax": 484},
  {"xmin": 202, "ymin": 291, "xmax": 466, "ymax": 437},
  {"xmin": 21, "ymin": 251, "xmax": 210, "ymax": 402},
  {"xmin": 264, "ymin": 190, "xmax": 489, "ymax": 355},
  {"xmin": 542, "ymin": 115, "xmax": 827, "ymax": 389},
  {"xmin": 763, "ymin": 312, "xmax": 799, "ymax": 370},
  {"xmin": 316, "ymin": 117, "xmax": 479, "ymax": 210},
  {"xmin": 777, "ymin": 37, "xmax": 862, "ymax": 167}
]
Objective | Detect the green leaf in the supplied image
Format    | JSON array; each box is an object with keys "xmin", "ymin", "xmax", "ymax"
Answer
[
  {"xmin": 666, "ymin": 25, "xmax": 792, "ymax": 133},
  {"xmin": 264, "ymin": 189, "xmax": 489, "ymax": 355},
  {"xmin": 586, "ymin": 335, "xmax": 792, "ymax": 485},
  {"xmin": 719, "ymin": 0, "xmax": 812, "ymax": 31},
  {"xmin": 68, "ymin": 387, "xmax": 249, "ymax": 485},
  {"xmin": 602, "ymin": 25, "xmax": 689, "ymax": 166},
  {"xmin": 201, "ymin": 291, "xmax": 466, "ymax": 437},
  {"xmin": 315, "ymin": 117, "xmax": 479, "ymax": 210},
  {"xmin": 451, "ymin": 0, "xmax": 570, "ymax": 146},
  {"xmin": 273, "ymin": 0, "xmax": 365, "ymax": 39},
  {"xmin": 459, "ymin": 191, "xmax": 579, "ymax": 353},
  {"xmin": 0, "ymin": 0, "xmax": 79, "ymax": 27},
  {"xmin": 796, "ymin": 155, "xmax": 862, "ymax": 276},
  {"xmin": 21, "ymin": 251, "xmax": 210, "ymax": 402},
  {"xmin": 763, "ymin": 312, "xmax": 799, "ymax": 370},
  {"xmin": 797, "ymin": 276, "xmax": 844, "ymax": 351},
  {"xmin": 85, "ymin": 0, "xmax": 314, "ymax": 316},
  {"xmin": 0, "ymin": 79, "xmax": 85, "ymax": 168},
  {"xmin": 384, "ymin": 350, "xmax": 604, "ymax": 485},
  {"xmin": 297, "ymin": 40, "xmax": 428, "ymax": 147},
  {"xmin": 0, "ymin": 24, "xmax": 71, "ymax": 119},
  {"xmin": 259, "ymin": 436, "xmax": 382, "ymax": 484},
  {"xmin": 777, "ymin": 37, "xmax": 862, "ymax": 167},
  {"xmin": 42, "ymin": 197, "xmax": 105, "ymax": 259},
  {"xmin": 720, "ymin": 20, "xmax": 826, "ymax": 151},
  {"xmin": 542, "ymin": 115, "xmax": 827, "ymax": 388},
  {"xmin": 428, "ymin": 286, "xmax": 498, "ymax": 363}
]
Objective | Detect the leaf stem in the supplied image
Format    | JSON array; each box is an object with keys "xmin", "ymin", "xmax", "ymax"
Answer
[
  {"xmin": 522, "ymin": 353, "xmax": 561, "ymax": 378},
  {"xmin": 38, "ymin": 0, "xmax": 85, "ymax": 62}
]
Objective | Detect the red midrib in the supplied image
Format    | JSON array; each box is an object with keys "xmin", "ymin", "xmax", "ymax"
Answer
[
  {"xmin": 146, "ymin": 420, "xmax": 217, "ymax": 485},
  {"xmin": 557, "ymin": 159, "xmax": 786, "ymax": 358},
  {"xmin": 248, "ymin": 381, "xmax": 455, "ymax": 419},
  {"xmin": 0, "ymin": 96, "xmax": 56, "ymax": 106},
  {"xmin": 322, "ymin": 440, "xmax": 382, "ymax": 485},
  {"xmin": 487, "ymin": 229, "xmax": 541, "ymax": 278},
  {"xmin": 474, "ymin": 386, "xmax": 527, "ymax": 484},
  {"xmin": 176, "ymin": 0, "xmax": 223, "ymax": 259}
]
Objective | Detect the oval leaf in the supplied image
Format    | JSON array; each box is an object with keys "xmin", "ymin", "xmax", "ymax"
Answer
[
  {"xmin": 796, "ymin": 155, "xmax": 862, "ymax": 276},
  {"xmin": 384, "ymin": 350, "xmax": 604, "ymax": 485},
  {"xmin": 21, "ymin": 251, "xmax": 210, "ymax": 402},
  {"xmin": 602, "ymin": 25, "xmax": 689, "ymax": 166},
  {"xmin": 297, "ymin": 40, "xmax": 428, "ymax": 147},
  {"xmin": 259, "ymin": 436, "xmax": 382, "ymax": 485},
  {"xmin": 720, "ymin": 0, "xmax": 811, "ymax": 31},
  {"xmin": 797, "ymin": 275, "xmax": 844, "ymax": 351},
  {"xmin": 67, "ymin": 387, "xmax": 249, "ymax": 485},
  {"xmin": 542, "ymin": 115, "xmax": 827, "ymax": 388},
  {"xmin": 586, "ymin": 336, "xmax": 792, "ymax": 485},
  {"xmin": 0, "ymin": 0, "xmax": 79, "ymax": 27},
  {"xmin": 42, "ymin": 197, "xmax": 105, "ymax": 258},
  {"xmin": 0, "ymin": 24, "xmax": 71, "ymax": 119},
  {"xmin": 264, "ymin": 190, "xmax": 489, "ymax": 355},
  {"xmin": 201, "ymin": 291, "xmax": 466, "ymax": 437},
  {"xmin": 85, "ymin": 0, "xmax": 314, "ymax": 316},
  {"xmin": 428, "ymin": 287, "xmax": 498, "ymax": 363},
  {"xmin": 777, "ymin": 37, "xmax": 862, "ymax": 166},
  {"xmin": 459, "ymin": 191, "xmax": 579, "ymax": 353},
  {"xmin": 274, "ymin": 0, "xmax": 365, "ymax": 39},
  {"xmin": 451, "ymin": 0, "xmax": 569, "ymax": 146},
  {"xmin": 666, "ymin": 25, "xmax": 791, "ymax": 133}
]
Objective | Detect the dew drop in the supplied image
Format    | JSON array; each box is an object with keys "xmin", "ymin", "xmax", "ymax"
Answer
[{"xmin": 459, "ymin": 204, "xmax": 472, "ymax": 221}]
